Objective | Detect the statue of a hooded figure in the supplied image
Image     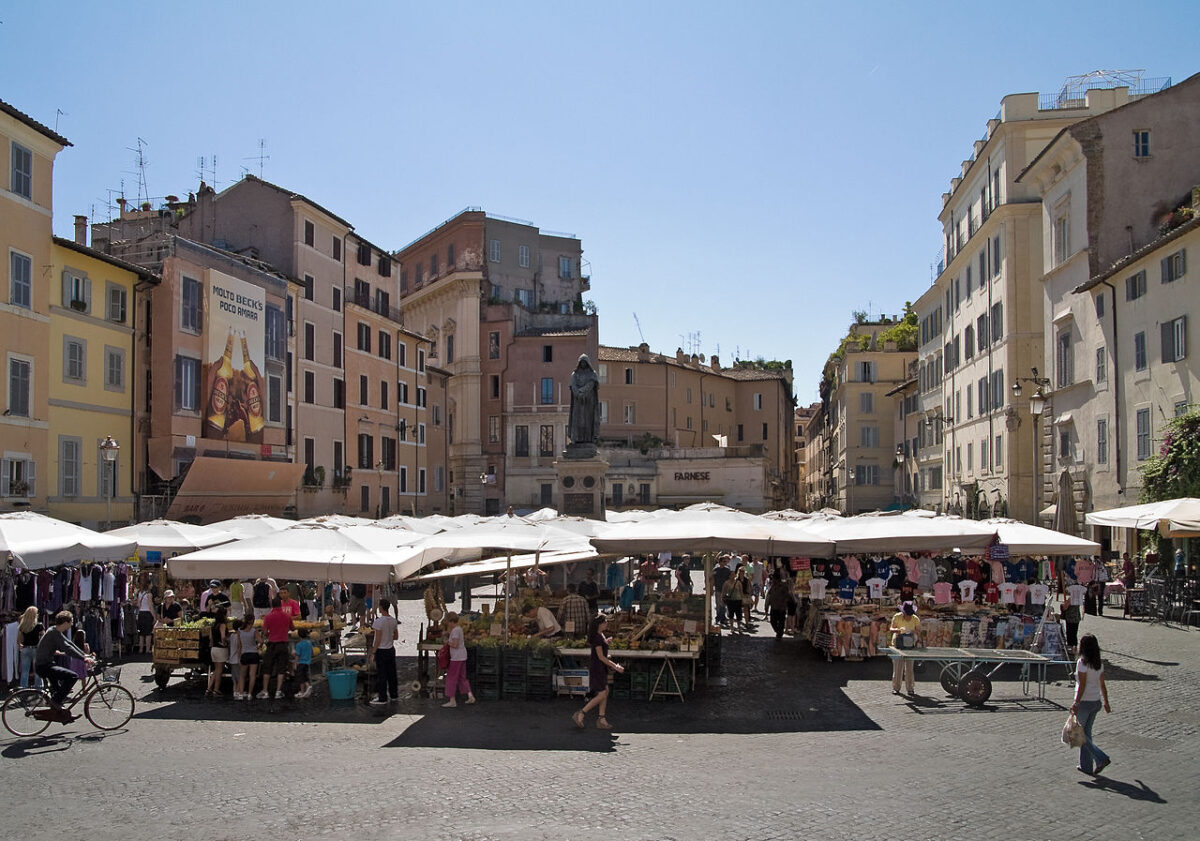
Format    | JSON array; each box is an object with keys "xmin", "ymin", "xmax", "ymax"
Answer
[{"xmin": 567, "ymin": 353, "xmax": 601, "ymax": 452}]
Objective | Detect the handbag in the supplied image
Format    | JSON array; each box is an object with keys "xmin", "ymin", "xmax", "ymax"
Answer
[
  {"xmin": 436, "ymin": 642, "xmax": 450, "ymax": 671},
  {"xmin": 1061, "ymin": 713, "xmax": 1085, "ymax": 747}
]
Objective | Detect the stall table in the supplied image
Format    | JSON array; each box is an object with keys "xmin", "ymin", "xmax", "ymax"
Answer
[{"xmin": 556, "ymin": 647, "xmax": 700, "ymax": 702}]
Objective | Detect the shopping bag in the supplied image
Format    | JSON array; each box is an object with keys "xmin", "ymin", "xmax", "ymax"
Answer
[
  {"xmin": 1061, "ymin": 713, "xmax": 1085, "ymax": 747},
  {"xmin": 436, "ymin": 643, "xmax": 450, "ymax": 671}
]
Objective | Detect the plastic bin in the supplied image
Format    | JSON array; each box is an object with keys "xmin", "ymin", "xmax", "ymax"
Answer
[{"xmin": 327, "ymin": 668, "xmax": 358, "ymax": 700}]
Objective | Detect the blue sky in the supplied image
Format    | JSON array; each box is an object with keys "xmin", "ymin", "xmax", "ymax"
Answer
[{"xmin": 4, "ymin": 2, "xmax": 1196, "ymax": 402}]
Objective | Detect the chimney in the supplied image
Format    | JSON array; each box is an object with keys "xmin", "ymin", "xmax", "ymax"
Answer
[
  {"xmin": 73, "ymin": 215, "xmax": 88, "ymax": 246},
  {"xmin": 710, "ymin": 355, "xmax": 721, "ymax": 372},
  {"xmin": 116, "ymin": 197, "xmax": 127, "ymax": 216}
]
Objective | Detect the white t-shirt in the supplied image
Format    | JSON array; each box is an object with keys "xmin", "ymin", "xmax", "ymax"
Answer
[
  {"xmin": 751, "ymin": 561, "xmax": 765, "ymax": 586},
  {"xmin": 372, "ymin": 615, "xmax": 398, "ymax": 650},
  {"xmin": 809, "ymin": 579, "xmax": 828, "ymax": 600},
  {"xmin": 865, "ymin": 577, "xmax": 887, "ymax": 598},
  {"xmin": 448, "ymin": 625, "xmax": 468, "ymax": 662},
  {"xmin": 535, "ymin": 606, "xmax": 561, "ymax": 636},
  {"xmin": 958, "ymin": 580, "xmax": 978, "ymax": 601},
  {"xmin": 1029, "ymin": 583, "xmax": 1050, "ymax": 605},
  {"xmin": 1067, "ymin": 584, "xmax": 1087, "ymax": 606},
  {"xmin": 998, "ymin": 582, "xmax": 1017, "ymax": 604},
  {"xmin": 1076, "ymin": 660, "xmax": 1104, "ymax": 702},
  {"xmin": 79, "ymin": 572, "xmax": 93, "ymax": 602}
]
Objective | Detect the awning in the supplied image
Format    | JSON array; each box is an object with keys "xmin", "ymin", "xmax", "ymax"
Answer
[
  {"xmin": 413, "ymin": 549, "xmax": 601, "ymax": 581},
  {"xmin": 165, "ymin": 456, "xmax": 305, "ymax": 523}
]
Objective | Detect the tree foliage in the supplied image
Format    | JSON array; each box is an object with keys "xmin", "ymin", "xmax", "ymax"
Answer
[{"xmin": 1140, "ymin": 408, "xmax": 1200, "ymax": 501}]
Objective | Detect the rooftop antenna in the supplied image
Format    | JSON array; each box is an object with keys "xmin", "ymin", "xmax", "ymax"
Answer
[
  {"xmin": 127, "ymin": 138, "xmax": 150, "ymax": 207},
  {"xmin": 54, "ymin": 108, "xmax": 66, "ymax": 132},
  {"xmin": 633, "ymin": 312, "xmax": 646, "ymax": 343},
  {"xmin": 244, "ymin": 139, "xmax": 270, "ymax": 178},
  {"xmin": 196, "ymin": 155, "xmax": 218, "ymax": 189}
]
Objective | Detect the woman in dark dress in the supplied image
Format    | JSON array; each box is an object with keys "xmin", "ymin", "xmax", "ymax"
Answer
[{"xmin": 572, "ymin": 615, "xmax": 625, "ymax": 730}]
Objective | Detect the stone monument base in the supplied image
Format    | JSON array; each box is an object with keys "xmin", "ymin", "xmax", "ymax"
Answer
[{"xmin": 554, "ymin": 455, "xmax": 608, "ymax": 521}]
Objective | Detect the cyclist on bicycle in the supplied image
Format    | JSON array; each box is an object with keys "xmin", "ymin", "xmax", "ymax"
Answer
[{"xmin": 35, "ymin": 611, "xmax": 95, "ymax": 720}]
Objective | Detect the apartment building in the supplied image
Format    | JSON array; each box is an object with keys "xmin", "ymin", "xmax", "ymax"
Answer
[
  {"xmin": 886, "ymin": 367, "xmax": 920, "ymax": 511},
  {"xmin": 47, "ymin": 231, "xmax": 155, "ymax": 527},
  {"xmin": 395, "ymin": 210, "xmax": 597, "ymax": 516},
  {"xmin": 914, "ymin": 73, "xmax": 1173, "ymax": 522},
  {"xmin": 822, "ymin": 323, "xmax": 915, "ymax": 514},
  {"xmin": 1018, "ymin": 72, "xmax": 1200, "ymax": 544},
  {"xmin": 1, "ymin": 100, "xmax": 70, "ymax": 513},
  {"xmin": 596, "ymin": 345, "xmax": 796, "ymax": 512},
  {"xmin": 793, "ymin": 403, "xmax": 818, "ymax": 511}
]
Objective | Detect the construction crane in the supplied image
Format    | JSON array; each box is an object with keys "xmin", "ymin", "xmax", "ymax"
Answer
[{"xmin": 633, "ymin": 312, "xmax": 646, "ymax": 343}]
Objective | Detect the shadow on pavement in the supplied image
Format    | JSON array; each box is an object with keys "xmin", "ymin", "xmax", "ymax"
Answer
[
  {"xmin": 0, "ymin": 728, "xmax": 124, "ymax": 759},
  {"xmin": 1078, "ymin": 776, "xmax": 1167, "ymax": 803}
]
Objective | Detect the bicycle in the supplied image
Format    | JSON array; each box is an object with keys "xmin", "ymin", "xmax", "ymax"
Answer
[{"xmin": 2, "ymin": 662, "xmax": 135, "ymax": 737}]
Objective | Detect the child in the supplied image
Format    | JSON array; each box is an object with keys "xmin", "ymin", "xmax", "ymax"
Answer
[
  {"xmin": 294, "ymin": 628, "xmax": 314, "ymax": 699},
  {"xmin": 69, "ymin": 629, "xmax": 91, "ymax": 680},
  {"xmin": 228, "ymin": 618, "xmax": 243, "ymax": 698}
]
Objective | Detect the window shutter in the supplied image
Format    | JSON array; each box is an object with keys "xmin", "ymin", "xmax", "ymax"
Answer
[
  {"xmin": 1180, "ymin": 316, "xmax": 1188, "ymax": 361},
  {"xmin": 0, "ymin": 457, "xmax": 9, "ymax": 496},
  {"xmin": 83, "ymin": 277, "xmax": 92, "ymax": 312},
  {"xmin": 174, "ymin": 356, "xmax": 183, "ymax": 409},
  {"xmin": 62, "ymin": 271, "xmax": 72, "ymax": 307},
  {"xmin": 26, "ymin": 459, "xmax": 35, "ymax": 496},
  {"xmin": 1162, "ymin": 257, "xmax": 1171, "ymax": 284},
  {"xmin": 1162, "ymin": 322, "xmax": 1175, "ymax": 363}
]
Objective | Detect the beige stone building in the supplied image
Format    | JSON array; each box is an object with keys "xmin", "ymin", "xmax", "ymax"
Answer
[
  {"xmin": 914, "ymin": 73, "xmax": 1173, "ymax": 522},
  {"xmin": 596, "ymin": 345, "xmax": 796, "ymax": 511},
  {"xmin": 793, "ymin": 403, "xmax": 818, "ymax": 511}
]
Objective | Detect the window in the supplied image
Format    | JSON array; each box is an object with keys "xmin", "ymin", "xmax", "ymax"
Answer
[
  {"xmin": 855, "ymin": 464, "xmax": 880, "ymax": 486},
  {"xmin": 303, "ymin": 274, "xmax": 314, "ymax": 301},
  {"xmin": 624, "ymin": 404, "xmax": 636, "ymax": 425},
  {"xmin": 303, "ymin": 371, "xmax": 315, "ymax": 404},
  {"xmin": 379, "ymin": 331, "xmax": 392, "ymax": 360},
  {"xmin": 858, "ymin": 391, "xmax": 875, "ymax": 414},
  {"xmin": 174, "ymin": 355, "xmax": 201, "ymax": 412},
  {"xmin": 399, "ymin": 467, "xmax": 408, "ymax": 494},
  {"xmin": 540, "ymin": 377, "xmax": 554, "ymax": 405},
  {"xmin": 419, "ymin": 468, "xmax": 426, "ymax": 494},
  {"xmin": 380, "ymin": 436, "xmax": 396, "ymax": 471},
  {"xmin": 181, "ymin": 276, "xmax": 202, "ymax": 332},
  {"xmin": 417, "ymin": 349, "xmax": 425, "ymax": 372},
  {"xmin": 59, "ymin": 437, "xmax": 81, "ymax": 498},
  {"xmin": 7, "ymin": 356, "xmax": 31, "ymax": 417},
  {"xmin": 514, "ymin": 425, "xmax": 529, "ymax": 457},
  {"xmin": 434, "ymin": 465, "xmax": 445, "ymax": 493},
  {"xmin": 1053, "ymin": 212, "xmax": 1070, "ymax": 265},
  {"xmin": 860, "ymin": 426, "xmax": 879, "ymax": 448},
  {"xmin": 514, "ymin": 288, "xmax": 533, "ymax": 308},
  {"xmin": 977, "ymin": 314, "xmax": 989, "ymax": 347},
  {"xmin": 9, "ymin": 142, "xmax": 34, "ymax": 199},
  {"xmin": 994, "ymin": 435, "xmax": 1003, "ymax": 468},
  {"xmin": 1162, "ymin": 249, "xmax": 1187, "ymax": 283},
  {"xmin": 1096, "ymin": 347, "xmax": 1107, "ymax": 383},
  {"xmin": 489, "ymin": 415, "xmax": 500, "ymax": 443},
  {"xmin": 967, "ymin": 443, "xmax": 974, "ymax": 471},
  {"xmin": 333, "ymin": 286, "xmax": 342, "ymax": 312},
  {"xmin": 977, "ymin": 377, "xmax": 989, "ymax": 414},
  {"xmin": 102, "ymin": 283, "xmax": 127, "ymax": 324},
  {"xmin": 539, "ymin": 425, "xmax": 554, "ymax": 457},
  {"xmin": 558, "ymin": 256, "xmax": 571, "ymax": 279},
  {"xmin": 1059, "ymin": 429, "xmax": 1071, "ymax": 461},
  {"xmin": 686, "ymin": 388, "xmax": 692, "ymax": 404},
  {"xmin": 964, "ymin": 324, "xmax": 975, "ymax": 359},
  {"xmin": 542, "ymin": 344, "xmax": 553, "ymax": 363},
  {"xmin": 9, "ymin": 251, "xmax": 31, "ymax": 309},
  {"xmin": 417, "ymin": 386, "xmax": 427, "ymax": 408},
  {"xmin": 265, "ymin": 306, "xmax": 286, "ymax": 360},
  {"xmin": 488, "ymin": 331, "xmax": 500, "ymax": 359},
  {"xmin": 1136, "ymin": 408, "xmax": 1152, "ymax": 460},
  {"xmin": 980, "ymin": 439, "xmax": 988, "ymax": 473},
  {"xmin": 1163, "ymin": 316, "xmax": 1188, "ymax": 363},
  {"xmin": 304, "ymin": 322, "xmax": 315, "ymax": 361},
  {"xmin": 990, "ymin": 370, "xmax": 1004, "ymax": 410},
  {"xmin": 991, "ymin": 302, "xmax": 1003, "ymax": 343},
  {"xmin": 599, "ymin": 401, "xmax": 609, "ymax": 424},
  {"xmin": 1126, "ymin": 270, "xmax": 1147, "ymax": 300},
  {"xmin": 1134, "ymin": 331, "xmax": 1147, "ymax": 371},
  {"xmin": 1056, "ymin": 331, "xmax": 1073, "ymax": 387},
  {"xmin": 357, "ymin": 322, "xmax": 371, "ymax": 352},
  {"xmin": 380, "ymin": 380, "xmax": 389, "ymax": 410},
  {"xmin": 63, "ymin": 337, "xmax": 86, "ymax": 384},
  {"xmin": 1097, "ymin": 418, "xmax": 1108, "ymax": 465},
  {"xmin": 2, "ymin": 455, "xmax": 34, "ymax": 497},
  {"xmin": 332, "ymin": 236, "xmax": 341, "ymax": 262},
  {"xmin": 624, "ymin": 367, "xmax": 634, "ymax": 385},
  {"xmin": 268, "ymin": 374, "xmax": 282, "ymax": 422},
  {"xmin": 737, "ymin": 424, "xmax": 744, "ymax": 442},
  {"xmin": 331, "ymin": 331, "xmax": 343, "ymax": 369},
  {"xmin": 519, "ymin": 245, "xmax": 530, "ymax": 268},
  {"xmin": 966, "ymin": 264, "xmax": 973, "ymax": 298},
  {"xmin": 856, "ymin": 362, "xmax": 874, "ymax": 383},
  {"xmin": 304, "ymin": 220, "xmax": 314, "ymax": 247},
  {"xmin": 429, "ymin": 252, "xmax": 438, "ymax": 277},
  {"xmin": 359, "ymin": 374, "xmax": 368, "ymax": 406},
  {"xmin": 966, "ymin": 386, "xmax": 973, "ymax": 419},
  {"xmin": 104, "ymin": 347, "xmax": 124, "ymax": 391},
  {"xmin": 992, "ymin": 234, "xmax": 1001, "ymax": 277},
  {"xmin": 1095, "ymin": 292, "xmax": 1105, "ymax": 319},
  {"xmin": 489, "ymin": 239, "xmax": 501, "ymax": 262},
  {"xmin": 1133, "ymin": 130, "xmax": 1151, "ymax": 158}
]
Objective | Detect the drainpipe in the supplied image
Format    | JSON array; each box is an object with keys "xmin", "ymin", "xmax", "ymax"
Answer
[{"xmin": 1099, "ymin": 280, "xmax": 1123, "ymax": 495}]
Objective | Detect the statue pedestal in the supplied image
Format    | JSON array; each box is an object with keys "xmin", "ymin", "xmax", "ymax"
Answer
[{"xmin": 554, "ymin": 455, "xmax": 608, "ymax": 521}]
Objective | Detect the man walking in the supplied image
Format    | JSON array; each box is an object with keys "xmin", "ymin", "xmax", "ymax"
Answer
[
  {"xmin": 712, "ymin": 555, "xmax": 732, "ymax": 627},
  {"xmin": 258, "ymin": 596, "xmax": 293, "ymax": 699},
  {"xmin": 370, "ymin": 598, "xmax": 399, "ymax": 705}
]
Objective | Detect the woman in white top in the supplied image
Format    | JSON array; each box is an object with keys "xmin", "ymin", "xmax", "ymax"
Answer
[
  {"xmin": 136, "ymin": 587, "xmax": 156, "ymax": 653},
  {"xmin": 1071, "ymin": 633, "xmax": 1112, "ymax": 775}
]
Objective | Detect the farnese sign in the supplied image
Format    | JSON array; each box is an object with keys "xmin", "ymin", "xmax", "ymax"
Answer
[
  {"xmin": 674, "ymin": 471, "xmax": 710, "ymax": 481},
  {"xmin": 203, "ymin": 271, "xmax": 266, "ymax": 443}
]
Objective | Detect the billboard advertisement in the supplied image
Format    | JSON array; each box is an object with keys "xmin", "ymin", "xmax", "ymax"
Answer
[{"xmin": 203, "ymin": 270, "xmax": 266, "ymax": 443}]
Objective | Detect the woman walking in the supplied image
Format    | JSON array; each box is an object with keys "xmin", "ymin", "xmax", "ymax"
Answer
[
  {"xmin": 1071, "ymin": 633, "xmax": 1112, "ymax": 775},
  {"xmin": 17, "ymin": 606, "xmax": 43, "ymax": 688},
  {"xmin": 723, "ymin": 566, "xmax": 746, "ymax": 632},
  {"xmin": 441, "ymin": 612, "xmax": 476, "ymax": 707},
  {"xmin": 572, "ymin": 615, "xmax": 626, "ymax": 730},
  {"xmin": 207, "ymin": 606, "xmax": 230, "ymax": 697}
]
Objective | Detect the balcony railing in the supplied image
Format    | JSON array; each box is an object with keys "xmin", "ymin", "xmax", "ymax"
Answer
[{"xmin": 345, "ymin": 286, "xmax": 403, "ymax": 325}]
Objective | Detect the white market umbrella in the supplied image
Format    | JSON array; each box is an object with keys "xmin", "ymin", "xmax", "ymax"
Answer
[
  {"xmin": 376, "ymin": 514, "xmax": 445, "ymax": 535},
  {"xmin": 979, "ymin": 518, "xmax": 1100, "ymax": 555},
  {"xmin": 605, "ymin": 509, "xmax": 657, "ymax": 523},
  {"xmin": 207, "ymin": 514, "xmax": 295, "ymax": 541},
  {"xmin": 1085, "ymin": 498, "xmax": 1200, "ymax": 538},
  {"xmin": 589, "ymin": 507, "xmax": 835, "ymax": 557},
  {"xmin": 802, "ymin": 510, "xmax": 997, "ymax": 553},
  {"xmin": 0, "ymin": 511, "xmax": 137, "ymax": 569},
  {"xmin": 524, "ymin": 507, "xmax": 559, "ymax": 521},
  {"xmin": 105, "ymin": 519, "xmax": 236, "ymax": 555}
]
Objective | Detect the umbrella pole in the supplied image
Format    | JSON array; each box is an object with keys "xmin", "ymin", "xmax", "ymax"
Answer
[
  {"xmin": 504, "ymin": 551, "xmax": 512, "ymax": 643},
  {"xmin": 704, "ymin": 552, "xmax": 712, "ymax": 684}
]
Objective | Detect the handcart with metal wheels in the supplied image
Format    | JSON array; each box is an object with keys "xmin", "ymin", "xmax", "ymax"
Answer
[{"xmin": 881, "ymin": 646, "xmax": 1072, "ymax": 707}]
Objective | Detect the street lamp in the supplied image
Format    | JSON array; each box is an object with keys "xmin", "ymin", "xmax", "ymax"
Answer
[
  {"xmin": 1011, "ymin": 368, "xmax": 1052, "ymax": 522},
  {"xmin": 99, "ymin": 435, "xmax": 120, "ymax": 529}
]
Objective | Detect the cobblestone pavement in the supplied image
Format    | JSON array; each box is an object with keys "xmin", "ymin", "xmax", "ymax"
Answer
[{"xmin": 2, "ymin": 592, "xmax": 1197, "ymax": 841}]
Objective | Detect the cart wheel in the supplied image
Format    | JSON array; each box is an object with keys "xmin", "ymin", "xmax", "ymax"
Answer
[
  {"xmin": 154, "ymin": 667, "xmax": 171, "ymax": 690},
  {"xmin": 959, "ymin": 670, "xmax": 992, "ymax": 706},
  {"xmin": 939, "ymin": 664, "xmax": 961, "ymax": 696}
]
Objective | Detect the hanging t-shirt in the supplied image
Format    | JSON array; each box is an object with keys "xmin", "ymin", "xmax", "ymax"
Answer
[
  {"xmin": 837, "ymin": 578, "xmax": 856, "ymax": 600},
  {"xmin": 932, "ymin": 581, "xmax": 953, "ymax": 604},
  {"xmin": 965, "ymin": 558, "xmax": 983, "ymax": 582},
  {"xmin": 79, "ymin": 568, "xmax": 93, "ymax": 602},
  {"xmin": 917, "ymin": 557, "xmax": 937, "ymax": 591},
  {"xmin": 958, "ymin": 580, "xmax": 977, "ymax": 601},
  {"xmin": 1013, "ymin": 583, "xmax": 1030, "ymax": 606},
  {"xmin": 844, "ymin": 558, "xmax": 862, "ymax": 583},
  {"xmin": 827, "ymin": 559, "xmax": 847, "ymax": 581},
  {"xmin": 984, "ymin": 582, "xmax": 1000, "ymax": 604},
  {"xmin": 988, "ymin": 560, "xmax": 1005, "ymax": 584},
  {"xmin": 902, "ymin": 556, "xmax": 921, "ymax": 583},
  {"xmin": 810, "ymin": 561, "xmax": 829, "ymax": 581},
  {"xmin": 102, "ymin": 570, "xmax": 115, "ymax": 602},
  {"xmin": 1063, "ymin": 559, "xmax": 1077, "ymax": 582},
  {"xmin": 1075, "ymin": 561, "xmax": 1095, "ymax": 585},
  {"xmin": 885, "ymin": 557, "xmax": 907, "ymax": 590},
  {"xmin": 874, "ymin": 558, "xmax": 892, "ymax": 580},
  {"xmin": 998, "ymin": 582, "xmax": 1017, "ymax": 604},
  {"xmin": 1016, "ymin": 558, "xmax": 1037, "ymax": 583},
  {"xmin": 1003, "ymin": 561, "xmax": 1020, "ymax": 583},
  {"xmin": 809, "ymin": 579, "xmax": 828, "ymax": 600},
  {"xmin": 1067, "ymin": 584, "xmax": 1087, "ymax": 605},
  {"xmin": 1029, "ymin": 583, "xmax": 1050, "ymax": 605},
  {"xmin": 865, "ymin": 577, "xmax": 887, "ymax": 598},
  {"xmin": 933, "ymin": 557, "xmax": 952, "ymax": 582}
]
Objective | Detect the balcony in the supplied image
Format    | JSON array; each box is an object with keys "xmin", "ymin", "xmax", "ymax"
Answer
[{"xmin": 345, "ymin": 286, "xmax": 403, "ymax": 325}]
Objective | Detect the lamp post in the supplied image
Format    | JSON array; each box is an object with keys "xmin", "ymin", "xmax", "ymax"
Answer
[
  {"xmin": 894, "ymin": 443, "xmax": 906, "ymax": 510},
  {"xmin": 100, "ymin": 435, "xmax": 120, "ymax": 529},
  {"xmin": 1012, "ymin": 368, "xmax": 1051, "ymax": 523}
]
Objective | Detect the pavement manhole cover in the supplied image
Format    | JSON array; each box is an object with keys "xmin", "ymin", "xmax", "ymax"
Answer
[{"xmin": 765, "ymin": 710, "xmax": 804, "ymax": 720}]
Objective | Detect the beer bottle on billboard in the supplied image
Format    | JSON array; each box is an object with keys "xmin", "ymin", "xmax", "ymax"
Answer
[
  {"xmin": 240, "ymin": 330, "xmax": 265, "ymax": 436},
  {"xmin": 206, "ymin": 329, "xmax": 235, "ymax": 435}
]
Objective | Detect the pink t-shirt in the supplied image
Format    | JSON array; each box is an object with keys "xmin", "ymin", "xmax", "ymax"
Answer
[
  {"xmin": 932, "ymin": 582, "xmax": 953, "ymax": 604},
  {"xmin": 261, "ymin": 609, "xmax": 293, "ymax": 643},
  {"xmin": 1075, "ymin": 562, "xmax": 1095, "ymax": 585}
]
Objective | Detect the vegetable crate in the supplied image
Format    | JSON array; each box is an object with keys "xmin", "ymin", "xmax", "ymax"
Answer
[
  {"xmin": 501, "ymin": 676, "xmax": 527, "ymax": 698},
  {"xmin": 471, "ymin": 646, "xmax": 501, "ymax": 676},
  {"xmin": 475, "ymin": 676, "xmax": 500, "ymax": 701},
  {"xmin": 527, "ymin": 674, "xmax": 554, "ymax": 699}
]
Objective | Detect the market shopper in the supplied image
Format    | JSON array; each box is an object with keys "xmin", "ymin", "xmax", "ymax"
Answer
[
  {"xmin": 294, "ymin": 629, "xmax": 314, "ymax": 699},
  {"xmin": 888, "ymin": 601, "xmax": 921, "ymax": 695},
  {"xmin": 577, "ymin": 567, "xmax": 600, "ymax": 614},
  {"xmin": 251, "ymin": 577, "xmax": 276, "ymax": 620},
  {"xmin": 557, "ymin": 583, "xmax": 592, "ymax": 636},
  {"xmin": 258, "ymin": 596, "xmax": 293, "ymax": 700},
  {"xmin": 712, "ymin": 555, "xmax": 732, "ymax": 627},
  {"xmin": 277, "ymin": 585, "xmax": 302, "ymax": 618},
  {"xmin": 207, "ymin": 606, "xmax": 230, "ymax": 697},
  {"xmin": 17, "ymin": 606, "xmax": 43, "ymax": 688},
  {"xmin": 35, "ymin": 611, "xmax": 94, "ymax": 717},
  {"xmin": 136, "ymin": 585, "xmax": 155, "ymax": 653},
  {"xmin": 235, "ymin": 618, "xmax": 261, "ymax": 700},
  {"xmin": 370, "ymin": 598, "xmax": 399, "ymax": 705},
  {"xmin": 1062, "ymin": 595, "xmax": 1082, "ymax": 657},
  {"xmin": 765, "ymin": 574, "xmax": 790, "ymax": 639},
  {"xmin": 1071, "ymin": 633, "xmax": 1112, "ymax": 775},
  {"xmin": 200, "ymin": 579, "xmax": 231, "ymax": 615},
  {"xmin": 1121, "ymin": 553, "xmax": 1136, "ymax": 591},
  {"xmin": 228, "ymin": 618, "xmax": 243, "ymax": 696},
  {"xmin": 572, "ymin": 614, "xmax": 626, "ymax": 730},
  {"xmin": 441, "ymin": 612, "xmax": 476, "ymax": 707},
  {"xmin": 723, "ymin": 566, "xmax": 746, "ymax": 632},
  {"xmin": 525, "ymin": 602, "xmax": 562, "ymax": 638}
]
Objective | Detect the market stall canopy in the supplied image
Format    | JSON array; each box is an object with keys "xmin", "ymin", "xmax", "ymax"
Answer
[
  {"xmin": 167, "ymin": 522, "xmax": 448, "ymax": 583},
  {"xmin": 164, "ymin": 456, "xmax": 306, "ymax": 523},
  {"xmin": 105, "ymin": 519, "xmax": 237, "ymax": 555},
  {"xmin": 0, "ymin": 511, "xmax": 137, "ymax": 569},
  {"xmin": 803, "ymin": 511, "xmax": 997, "ymax": 553},
  {"xmin": 376, "ymin": 514, "xmax": 445, "ymax": 535},
  {"xmin": 406, "ymin": 515, "xmax": 596, "ymax": 566},
  {"xmin": 978, "ymin": 518, "xmax": 1100, "ymax": 555},
  {"xmin": 412, "ymin": 548, "xmax": 601, "ymax": 581},
  {"xmin": 206, "ymin": 514, "xmax": 296, "ymax": 540},
  {"xmin": 1085, "ymin": 497, "xmax": 1200, "ymax": 537},
  {"xmin": 605, "ymin": 509, "xmax": 658, "ymax": 523},
  {"xmin": 589, "ymin": 507, "xmax": 836, "ymax": 557}
]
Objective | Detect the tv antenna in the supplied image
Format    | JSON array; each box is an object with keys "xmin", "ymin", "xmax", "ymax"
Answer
[
  {"xmin": 127, "ymin": 138, "xmax": 150, "ymax": 207},
  {"xmin": 633, "ymin": 312, "xmax": 646, "ymax": 343},
  {"xmin": 196, "ymin": 155, "xmax": 217, "ymax": 189},
  {"xmin": 245, "ymin": 139, "xmax": 270, "ymax": 178},
  {"xmin": 55, "ymin": 109, "xmax": 67, "ymax": 132}
]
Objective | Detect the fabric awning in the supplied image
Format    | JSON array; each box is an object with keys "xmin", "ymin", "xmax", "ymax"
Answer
[{"xmin": 165, "ymin": 456, "xmax": 305, "ymax": 523}]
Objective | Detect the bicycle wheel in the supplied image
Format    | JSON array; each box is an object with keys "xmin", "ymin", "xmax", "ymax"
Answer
[
  {"xmin": 84, "ymin": 684, "xmax": 134, "ymax": 730},
  {"xmin": 3, "ymin": 688, "xmax": 52, "ymax": 737}
]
